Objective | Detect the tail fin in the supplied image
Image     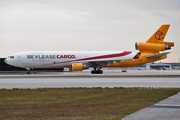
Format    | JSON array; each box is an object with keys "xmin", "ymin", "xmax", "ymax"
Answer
[
  {"xmin": 135, "ymin": 24, "xmax": 174, "ymax": 52},
  {"xmin": 146, "ymin": 25, "xmax": 170, "ymax": 43}
]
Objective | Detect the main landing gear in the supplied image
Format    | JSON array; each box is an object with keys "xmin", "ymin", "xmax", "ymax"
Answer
[
  {"xmin": 91, "ymin": 65, "xmax": 103, "ymax": 74},
  {"xmin": 91, "ymin": 70, "xmax": 103, "ymax": 74}
]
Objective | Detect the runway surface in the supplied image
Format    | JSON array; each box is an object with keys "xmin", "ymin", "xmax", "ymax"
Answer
[
  {"xmin": 1, "ymin": 70, "xmax": 180, "ymax": 77},
  {"xmin": 0, "ymin": 76, "xmax": 180, "ymax": 89},
  {"xmin": 1, "ymin": 70, "xmax": 180, "ymax": 120}
]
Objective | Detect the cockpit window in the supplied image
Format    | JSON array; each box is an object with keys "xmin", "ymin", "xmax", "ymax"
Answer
[{"xmin": 8, "ymin": 56, "xmax": 14, "ymax": 59}]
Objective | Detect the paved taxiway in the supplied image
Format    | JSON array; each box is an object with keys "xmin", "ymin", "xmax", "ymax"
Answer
[
  {"xmin": 0, "ymin": 70, "xmax": 180, "ymax": 89},
  {"xmin": 1, "ymin": 70, "xmax": 180, "ymax": 77},
  {"xmin": 123, "ymin": 92, "xmax": 180, "ymax": 120},
  {"xmin": 0, "ymin": 76, "xmax": 180, "ymax": 89}
]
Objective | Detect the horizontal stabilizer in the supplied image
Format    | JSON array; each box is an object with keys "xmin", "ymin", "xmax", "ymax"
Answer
[
  {"xmin": 145, "ymin": 52, "xmax": 170, "ymax": 59},
  {"xmin": 157, "ymin": 41, "xmax": 174, "ymax": 47}
]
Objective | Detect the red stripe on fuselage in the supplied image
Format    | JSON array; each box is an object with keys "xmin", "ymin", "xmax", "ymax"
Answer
[
  {"xmin": 75, "ymin": 51, "xmax": 132, "ymax": 62},
  {"xmin": 50, "ymin": 51, "xmax": 132, "ymax": 65}
]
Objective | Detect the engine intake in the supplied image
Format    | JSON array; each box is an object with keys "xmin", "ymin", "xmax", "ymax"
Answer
[
  {"xmin": 135, "ymin": 42, "xmax": 171, "ymax": 51},
  {"xmin": 72, "ymin": 63, "xmax": 89, "ymax": 71}
]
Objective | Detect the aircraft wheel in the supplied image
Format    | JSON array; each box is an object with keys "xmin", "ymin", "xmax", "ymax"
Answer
[
  {"xmin": 98, "ymin": 70, "xmax": 103, "ymax": 74},
  {"xmin": 91, "ymin": 70, "xmax": 103, "ymax": 74},
  {"xmin": 27, "ymin": 71, "xmax": 30, "ymax": 74},
  {"xmin": 91, "ymin": 70, "xmax": 95, "ymax": 74},
  {"xmin": 95, "ymin": 70, "xmax": 103, "ymax": 74}
]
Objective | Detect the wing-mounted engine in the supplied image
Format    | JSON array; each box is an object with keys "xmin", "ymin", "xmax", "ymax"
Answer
[
  {"xmin": 135, "ymin": 42, "xmax": 174, "ymax": 51},
  {"xmin": 72, "ymin": 63, "xmax": 89, "ymax": 71}
]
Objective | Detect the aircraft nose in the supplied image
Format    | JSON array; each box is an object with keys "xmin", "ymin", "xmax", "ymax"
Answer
[{"xmin": 4, "ymin": 58, "xmax": 7, "ymax": 64}]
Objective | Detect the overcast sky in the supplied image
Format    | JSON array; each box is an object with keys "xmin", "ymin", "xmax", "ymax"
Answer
[{"xmin": 0, "ymin": 0, "xmax": 180, "ymax": 62}]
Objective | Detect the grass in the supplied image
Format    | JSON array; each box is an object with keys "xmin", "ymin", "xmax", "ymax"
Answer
[{"xmin": 0, "ymin": 87, "xmax": 180, "ymax": 120}]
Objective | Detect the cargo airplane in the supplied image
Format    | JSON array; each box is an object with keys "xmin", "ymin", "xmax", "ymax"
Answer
[{"xmin": 4, "ymin": 25, "xmax": 174, "ymax": 74}]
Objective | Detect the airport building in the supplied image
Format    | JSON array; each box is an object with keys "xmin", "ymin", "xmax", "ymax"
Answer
[
  {"xmin": 146, "ymin": 64, "xmax": 171, "ymax": 70},
  {"xmin": 0, "ymin": 58, "xmax": 26, "ymax": 71}
]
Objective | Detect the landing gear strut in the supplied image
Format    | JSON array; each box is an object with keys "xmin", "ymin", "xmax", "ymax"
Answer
[
  {"xmin": 26, "ymin": 68, "xmax": 31, "ymax": 74},
  {"xmin": 91, "ymin": 65, "xmax": 103, "ymax": 74}
]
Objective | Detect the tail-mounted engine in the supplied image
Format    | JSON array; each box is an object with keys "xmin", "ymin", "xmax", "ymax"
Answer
[
  {"xmin": 72, "ymin": 63, "xmax": 89, "ymax": 71},
  {"xmin": 135, "ymin": 42, "xmax": 174, "ymax": 51}
]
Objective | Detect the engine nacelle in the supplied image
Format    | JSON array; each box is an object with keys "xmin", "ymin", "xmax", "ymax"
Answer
[
  {"xmin": 135, "ymin": 42, "xmax": 171, "ymax": 51},
  {"xmin": 72, "ymin": 63, "xmax": 89, "ymax": 71}
]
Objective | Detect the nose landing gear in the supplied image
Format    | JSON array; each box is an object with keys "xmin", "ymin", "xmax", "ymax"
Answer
[{"xmin": 26, "ymin": 68, "xmax": 31, "ymax": 74}]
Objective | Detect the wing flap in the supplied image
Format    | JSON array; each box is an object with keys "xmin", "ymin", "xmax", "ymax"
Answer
[
  {"xmin": 107, "ymin": 60, "xmax": 121, "ymax": 65},
  {"xmin": 89, "ymin": 60, "xmax": 122, "ymax": 66}
]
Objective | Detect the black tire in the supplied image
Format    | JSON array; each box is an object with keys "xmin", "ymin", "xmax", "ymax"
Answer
[
  {"xmin": 91, "ymin": 70, "xmax": 103, "ymax": 74},
  {"xmin": 91, "ymin": 70, "xmax": 95, "ymax": 74}
]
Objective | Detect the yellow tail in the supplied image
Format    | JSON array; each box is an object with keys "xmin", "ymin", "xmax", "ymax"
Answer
[
  {"xmin": 146, "ymin": 25, "xmax": 170, "ymax": 43},
  {"xmin": 107, "ymin": 25, "xmax": 174, "ymax": 67},
  {"xmin": 135, "ymin": 25, "xmax": 174, "ymax": 52}
]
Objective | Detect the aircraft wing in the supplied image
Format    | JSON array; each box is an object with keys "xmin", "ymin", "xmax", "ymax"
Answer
[
  {"xmin": 145, "ymin": 52, "xmax": 170, "ymax": 59},
  {"xmin": 88, "ymin": 59, "xmax": 133, "ymax": 67},
  {"xmin": 87, "ymin": 52, "xmax": 141, "ymax": 66},
  {"xmin": 88, "ymin": 60, "xmax": 120, "ymax": 67}
]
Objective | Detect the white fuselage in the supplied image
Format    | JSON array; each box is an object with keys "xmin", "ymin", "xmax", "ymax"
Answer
[{"xmin": 5, "ymin": 51, "xmax": 138, "ymax": 68}]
